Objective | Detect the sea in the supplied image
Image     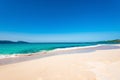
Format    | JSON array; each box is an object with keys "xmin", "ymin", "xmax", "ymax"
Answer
[{"xmin": 0, "ymin": 43, "xmax": 97, "ymax": 55}]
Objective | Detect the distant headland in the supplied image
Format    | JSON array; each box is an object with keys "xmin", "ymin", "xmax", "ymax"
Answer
[
  {"xmin": 0, "ymin": 39, "xmax": 120, "ymax": 44},
  {"xmin": 0, "ymin": 40, "xmax": 29, "ymax": 44}
]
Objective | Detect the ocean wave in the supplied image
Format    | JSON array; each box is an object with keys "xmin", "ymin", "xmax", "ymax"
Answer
[{"xmin": 0, "ymin": 50, "xmax": 48, "ymax": 59}]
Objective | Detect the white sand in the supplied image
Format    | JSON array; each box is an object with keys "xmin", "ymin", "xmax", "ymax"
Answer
[{"xmin": 0, "ymin": 46, "xmax": 120, "ymax": 80}]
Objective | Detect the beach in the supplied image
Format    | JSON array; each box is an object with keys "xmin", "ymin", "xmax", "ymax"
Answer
[{"xmin": 0, "ymin": 44, "xmax": 120, "ymax": 80}]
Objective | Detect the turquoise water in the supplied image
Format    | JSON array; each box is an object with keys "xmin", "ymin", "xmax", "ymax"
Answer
[{"xmin": 0, "ymin": 43, "xmax": 95, "ymax": 55}]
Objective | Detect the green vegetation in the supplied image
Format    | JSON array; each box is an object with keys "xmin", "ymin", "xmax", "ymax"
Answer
[{"xmin": 97, "ymin": 39, "xmax": 120, "ymax": 44}]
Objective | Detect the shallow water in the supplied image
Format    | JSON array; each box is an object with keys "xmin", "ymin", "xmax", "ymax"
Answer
[{"xmin": 0, "ymin": 43, "xmax": 95, "ymax": 55}]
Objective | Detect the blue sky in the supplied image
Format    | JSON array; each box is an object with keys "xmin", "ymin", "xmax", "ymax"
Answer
[{"xmin": 0, "ymin": 0, "xmax": 120, "ymax": 42}]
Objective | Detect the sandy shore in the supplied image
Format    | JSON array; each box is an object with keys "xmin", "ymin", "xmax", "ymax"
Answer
[{"xmin": 0, "ymin": 44, "xmax": 120, "ymax": 80}]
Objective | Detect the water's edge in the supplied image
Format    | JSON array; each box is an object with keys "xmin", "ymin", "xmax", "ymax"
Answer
[
  {"xmin": 0, "ymin": 44, "xmax": 120, "ymax": 65},
  {"xmin": 0, "ymin": 44, "xmax": 120, "ymax": 59}
]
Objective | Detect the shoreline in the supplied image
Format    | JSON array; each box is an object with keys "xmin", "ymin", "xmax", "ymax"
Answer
[
  {"xmin": 0, "ymin": 44, "xmax": 119, "ymax": 59},
  {"xmin": 0, "ymin": 44, "xmax": 120, "ymax": 65}
]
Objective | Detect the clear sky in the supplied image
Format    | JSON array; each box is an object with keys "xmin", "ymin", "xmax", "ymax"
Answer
[{"xmin": 0, "ymin": 0, "xmax": 120, "ymax": 42}]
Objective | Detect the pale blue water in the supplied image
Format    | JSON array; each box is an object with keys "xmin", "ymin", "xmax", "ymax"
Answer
[{"xmin": 0, "ymin": 43, "xmax": 96, "ymax": 55}]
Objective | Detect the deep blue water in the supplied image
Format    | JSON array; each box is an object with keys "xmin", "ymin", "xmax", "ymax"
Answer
[{"xmin": 0, "ymin": 43, "xmax": 96, "ymax": 55}]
